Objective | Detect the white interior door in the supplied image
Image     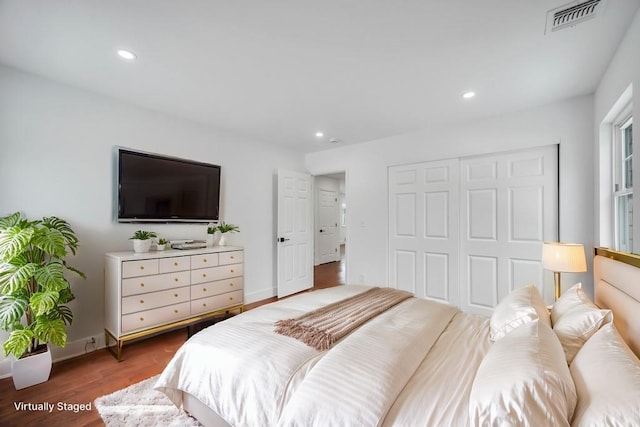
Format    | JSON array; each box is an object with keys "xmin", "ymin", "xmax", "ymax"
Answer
[
  {"xmin": 459, "ymin": 146, "xmax": 558, "ymax": 315},
  {"xmin": 277, "ymin": 170, "xmax": 313, "ymax": 298},
  {"xmin": 316, "ymin": 187, "xmax": 340, "ymax": 265}
]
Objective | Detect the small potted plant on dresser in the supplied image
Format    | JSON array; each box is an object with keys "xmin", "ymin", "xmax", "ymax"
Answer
[
  {"xmin": 206, "ymin": 225, "xmax": 220, "ymax": 248},
  {"xmin": 156, "ymin": 238, "xmax": 168, "ymax": 251},
  {"xmin": 216, "ymin": 221, "xmax": 240, "ymax": 246},
  {"xmin": 129, "ymin": 230, "xmax": 157, "ymax": 253},
  {"xmin": 0, "ymin": 212, "xmax": 86, "ymax": 389}
]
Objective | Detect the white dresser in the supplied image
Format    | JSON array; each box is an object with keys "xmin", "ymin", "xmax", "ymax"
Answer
[{"xmin": 104, "ymin": 246, "xmax": 244, "ymax": 360}]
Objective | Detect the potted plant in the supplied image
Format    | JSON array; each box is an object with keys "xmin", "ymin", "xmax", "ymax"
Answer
[
  {"xmin": 0, "ymin": 212, "xmax": 86, "ymax": 389},
  {"xmin": 129, "ymin": 230, "xmax": 157, "ymax": 253},
  {"xmin": 156, "ymin": 238, "xmax": 168, "ymax": 251},
  {"xmin": 206, "ymin": 224, "xmax": 219, "ymax": 247},
  {"xmin": 215, "ymin": 221, "xmax": 240, "ymax": 246}
]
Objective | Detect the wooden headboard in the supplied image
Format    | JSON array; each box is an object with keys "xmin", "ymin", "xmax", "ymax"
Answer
[{"xmin": 593, "ymin": 248, "xmax": 640, "ymax": 358}]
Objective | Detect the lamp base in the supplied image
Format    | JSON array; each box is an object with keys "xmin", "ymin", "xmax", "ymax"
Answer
[{"xmin": 554, "ymin": 271, "xmax": 562, "ymax": 300}]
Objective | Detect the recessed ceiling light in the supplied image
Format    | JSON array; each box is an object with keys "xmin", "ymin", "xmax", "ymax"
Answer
[
  {"xmin": 315, "ymin": 131, "xmax": 324, "ymax": 138},
  {"xmin": 117, "ymin": 49, "xmax": 137, "ymax": 60},
  {"xmin": 462, "ymin": 91, "xmax": 476, "ymax": 99}
]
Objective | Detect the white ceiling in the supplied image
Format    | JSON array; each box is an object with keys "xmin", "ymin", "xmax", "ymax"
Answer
[{"xmin": 1, "ymin": 1, "xmax": 639, "ymax": 153}]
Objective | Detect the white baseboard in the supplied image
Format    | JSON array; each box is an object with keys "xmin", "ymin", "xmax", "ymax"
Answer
[
  {"xmin": 244, "ymin": 287, "xmax": 276, "ymax": 304},
  {"xmin": 0, "ymin": 334, "xmax": 106, "ymax": 380}
]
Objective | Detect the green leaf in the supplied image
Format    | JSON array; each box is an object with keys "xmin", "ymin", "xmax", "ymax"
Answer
[
  {"xmin": 0, "ymin": 226, "xmax": 34, "ymax": 262},
  {"xmin": 30, "ymin": 291, "xmax": 59, "ymax": 317},
  {"xmin": 34, "ymin": 317, "xmax": 66, "ymax": 348},
  {"xmin": 0, "ymin": 212, "xmax": 22, "ymax": 230},
  {"xmin": 32, "ymin": 227, "xmax": 66, "ymax": 258},
  {"xmin": 57, "ymin": 287, "xmax": 75, "ymax": 304},
  {"xmin": 42, "ymin": 216, "xmax": 79, "ymax": 255},
  {"xmin": 49, "ymin": 305, "xmax": 73, "ymax": 325},
  {"xmin": 3, "ymin": 328, "xmax": 34, "ymax": 359},
  {"xmin": 0, "ymin": 295, "xmax": 28, "ymax": 328},
  {"xmin": 0, "ymin": 262, "xmax": 38, "ymax": 295},
  {"xmin": 34, "ymin": 262, "xmax": 66, "ymax": 292}
]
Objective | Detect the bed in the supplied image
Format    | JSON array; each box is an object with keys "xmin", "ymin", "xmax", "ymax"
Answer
[{"xmin": 155, "ymin": 250, "xmax": 640, "ymax": 427}]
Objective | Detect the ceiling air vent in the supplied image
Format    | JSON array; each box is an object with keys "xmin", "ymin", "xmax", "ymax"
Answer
[{"xmin": 545, "ymin": 0, "xmax": 605, "ymax": 33}]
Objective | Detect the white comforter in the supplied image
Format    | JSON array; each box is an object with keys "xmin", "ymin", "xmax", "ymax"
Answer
[{"xmin": 155, "ymin": 285, "xmax": 490, "ymax": 427}]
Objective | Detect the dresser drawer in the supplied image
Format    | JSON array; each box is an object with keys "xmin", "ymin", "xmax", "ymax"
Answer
[
  {"xmin": 191, "ymin": 253, "xmax": 219, "ymax": 269},
  {"xmin": 159, "ymin": 256, "xmax": 191, "ymax": 273},
  {"xmin": 191, "ymin": 290, "xmax": 243, "ymax": 316},
  {"xmin": 122, "ymin": 286, "xmax": 190, "ymax": 315},
  {"xmin": 121, "ymin": 301, "xmax": 191, "ymax": 334},
  {"xmin": 191, "ymin": 277, "xmax": 244, "ymax": 300},
  {"xmin": 122, "ymin": 259, "xmax": 159, "ymax": 278},
  {"xmin": 191, "ymin": 263, "xmax": 243, "ymax": 285},
  {"xmin": 122, "ymin": 271, "xmax": 190, "ymax": 296},
  {"xmin": 219, "ymin": 251, "xmax": 243, "ymax": 265}
]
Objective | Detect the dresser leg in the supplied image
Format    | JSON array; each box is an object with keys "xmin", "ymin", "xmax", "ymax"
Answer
[{"xmin": 104, "ymin": 329, "xmax": 124, "ymax": 362}]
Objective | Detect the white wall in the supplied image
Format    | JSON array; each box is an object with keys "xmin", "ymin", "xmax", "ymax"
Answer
[
  {"xmin": 594, "ymin": 9, "xmax": 640, "ymax": 248},
  {"xmin": 306, "ymin": 95, "xmax": 594, "ymax": 297},
  {"xmin": 0, "ymin": 65, "xmax": 305, "ymax": 373}
]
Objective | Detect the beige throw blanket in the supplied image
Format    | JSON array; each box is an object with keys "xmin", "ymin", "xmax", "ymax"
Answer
[{"xmin": 274, "ymin": 287, "xmax": 413, "ymax": 350}]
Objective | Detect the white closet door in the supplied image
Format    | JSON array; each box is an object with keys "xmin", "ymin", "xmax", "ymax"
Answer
[
  {"xmin": 388, "ymin": 159, "xmax": 459, "ymax": 306},
  {"xmin": 459, "ymin": 146, "xmax": 558, "ymax": 315}
]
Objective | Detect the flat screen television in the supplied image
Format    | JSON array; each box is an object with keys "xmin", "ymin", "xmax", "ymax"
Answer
[{"xmin": 116, "ymin": 148, "xmax": 221, "ymax": 223}]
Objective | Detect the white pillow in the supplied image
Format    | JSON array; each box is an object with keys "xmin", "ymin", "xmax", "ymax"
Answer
[
  {"xmin": 470, "ymin": 320, "xmax": 577, "ymax": 427},
  {"xmin": 570, "ymin": 323, "xmax": 640, "ymax": 427},
  {"xmin": 553, "ymin": 305, "xmax": 612, "ymax": 364},
  {"xmin": 551, "ymin": 282, "xmax": 587, "ymax": 325},
  {"xmin": 551, "ymin": 283, "xmax": 612, "ymax": 364},
  {"xmin": 490, "ymin": 284, "xmax": 550, "ymax": 341}
]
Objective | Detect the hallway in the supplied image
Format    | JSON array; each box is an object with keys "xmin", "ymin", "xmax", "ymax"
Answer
[{"xmin": 313, "ymin": 244, "xmax": 345, "ymax": 290}]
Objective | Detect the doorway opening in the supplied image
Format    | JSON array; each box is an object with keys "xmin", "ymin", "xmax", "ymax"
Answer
[{"xmin": 313, "ymin": 172, "xmax": 346, "ymax": 289}]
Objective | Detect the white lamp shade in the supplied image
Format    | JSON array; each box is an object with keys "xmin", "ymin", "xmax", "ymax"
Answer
[{"xmin": 542, "ymin": 242, "xmax": 587, "ymax": 273}]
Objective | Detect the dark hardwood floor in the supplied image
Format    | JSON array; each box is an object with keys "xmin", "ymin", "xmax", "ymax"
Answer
[{"xmin": 0, "ymin": 246, "xmax": 345, "ymax": 426}]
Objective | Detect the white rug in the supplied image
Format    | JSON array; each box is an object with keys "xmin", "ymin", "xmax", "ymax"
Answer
[{"xmin": 94, "ymin": 375, "xmax": 201, "ymax": 427}]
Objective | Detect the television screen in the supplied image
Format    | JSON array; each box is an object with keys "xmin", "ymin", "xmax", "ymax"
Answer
[{"xmin": 117, "ymin": 148, "xmax": 221, "ymax": 223}]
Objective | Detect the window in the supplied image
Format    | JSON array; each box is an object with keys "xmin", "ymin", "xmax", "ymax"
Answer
[{"xmin": 614, "ymin": 115, "xmax": 633, "ymax": 252}]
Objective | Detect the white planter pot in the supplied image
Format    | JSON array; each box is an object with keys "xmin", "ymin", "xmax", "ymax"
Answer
[
  {"xmin": 12, "ymin": 345, "xmax": 52, "ymax": 390},
  {"xmin": 207, "ymin": 231, "xmax": 221, "ymax": 247},
  {"xmin": 218, "ymin": 234, "xmax": 227, "ymax": 246},
  {"xmin": 132, "ymin": 239, "xmax": 152, "ymax": 253},
  {"xmin": 156, "ymin": 244, "xmax": 166, "ymax": 251}
]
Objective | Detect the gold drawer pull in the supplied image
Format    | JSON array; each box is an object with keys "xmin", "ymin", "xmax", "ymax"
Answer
[
  {"xmin": 140, "ymin": 283, "xmax": 145, "ymax": 288},
  {"xmin": 174, "ymin": 293, "xmax": 178, "ymax": 297},
  {"xmin": 140, "ymin": 300, "xmax": 144, "ymax": 304},
  {"xmin": 174, "ymin": 277, "xmax": 179, "ymax": 282},
  {"xmin": 140, "ymin": 266, "xmax": 144, "ymax": 270},
  {"xmin": 174, "ymin": 262, "xmax": 178, "ymax": 266},
  {"xmin": 230, "ymin": 255, "xmax": 235, "ymax": 260},
  {"xmin": 140, "ymin": 317, "xmax": 144, "ymax": 321},
  {"xmin": 203, "ymin": 258, "xmax": 208, "ymax": 263},
  {"xmin": 229, "ymin": 296, "xmax": 233, "ymax": 301},
  {"xmin": 229, "ymin": 283, "xmax": 234, "ymax": 287},
  {"xmin": 202, "ymin": 303, "xmax": 207, "ymax": 307},
  {"xmin": 203, "ymin": 288, "xmax": 207, "ymax": 292},
  {"xmin": 230, "ymin": 269, "xmax": 234, "ymax": 273},
  {"xmin": 202, "ymin": 273, "xmax": 207, "ymax": 278},
  {"xmin": 174, "ymin": 309, "xmax": 179, "ymax": 313}
]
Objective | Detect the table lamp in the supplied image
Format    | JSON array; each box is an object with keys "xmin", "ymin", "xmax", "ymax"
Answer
[{"xmin": 542, "ymin": 242, "xmax": 587, "ymax": 300}]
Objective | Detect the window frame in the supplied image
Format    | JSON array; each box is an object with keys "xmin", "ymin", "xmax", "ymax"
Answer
[{"xmin": 613, "ymin": 111, "xmax": 634, "ymax": 252}]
